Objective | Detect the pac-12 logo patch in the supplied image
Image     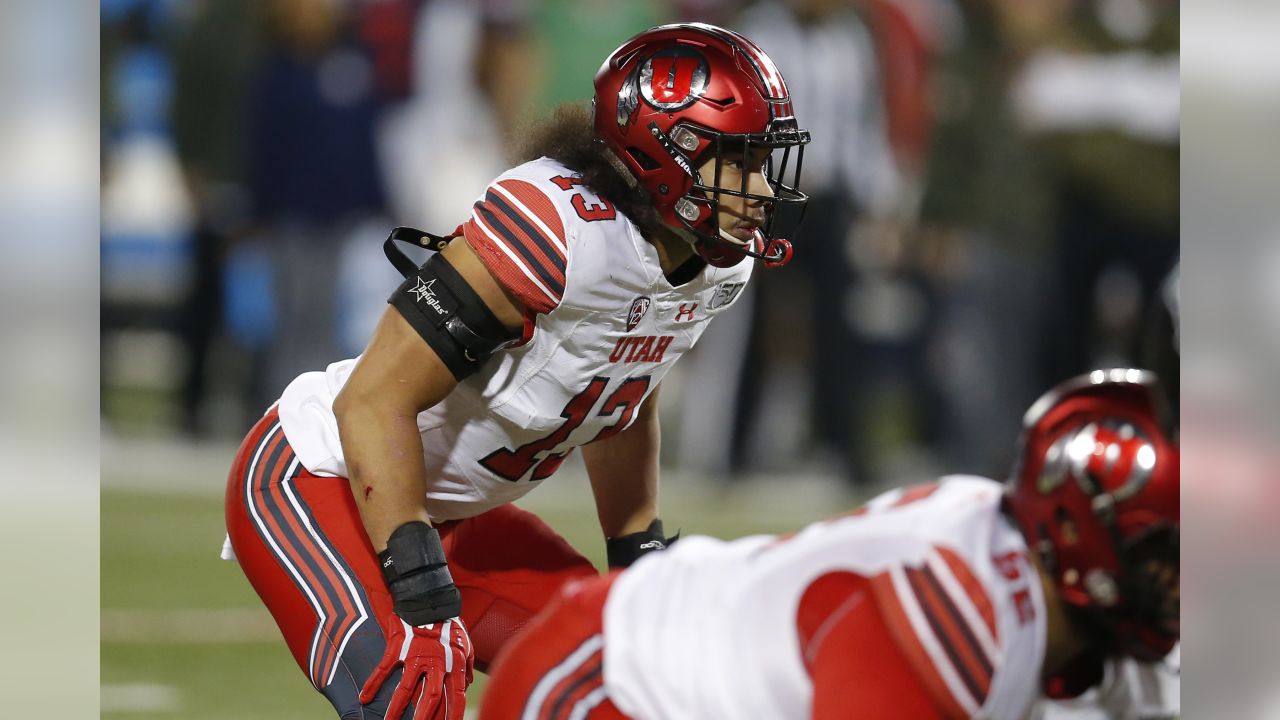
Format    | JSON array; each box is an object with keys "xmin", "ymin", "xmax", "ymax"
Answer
[
  {"xmin": 627, "ymin": 296, "xmax": 651, "ymax": 332},
  {"xmin": 639, "ymin": 47, "xmax": 710, "ymax": 111}
]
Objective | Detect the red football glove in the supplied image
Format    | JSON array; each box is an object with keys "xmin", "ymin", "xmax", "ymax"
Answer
[{"xmin": 359, "ymin": 616, "xmax": 474, "ymax": 720}]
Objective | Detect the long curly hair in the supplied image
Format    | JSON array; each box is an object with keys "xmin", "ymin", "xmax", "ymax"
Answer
[{"xmin": 518, "ymin": 103, "xmax": 664, "ymax": 233}]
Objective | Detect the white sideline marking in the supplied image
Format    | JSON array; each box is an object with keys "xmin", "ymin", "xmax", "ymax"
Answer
[
  {"xmin": 101, "ymin": 608, "xmax": 281, "ymax": 643},
  {"xmin": 100, "ymin": 683, "xmax": 181, "ymax": 713}
]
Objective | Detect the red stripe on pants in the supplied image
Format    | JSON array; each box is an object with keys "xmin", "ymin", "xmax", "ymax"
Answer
[{"xmin": 225, "ymin": 408, "xmax": 599, "ymax": 713}]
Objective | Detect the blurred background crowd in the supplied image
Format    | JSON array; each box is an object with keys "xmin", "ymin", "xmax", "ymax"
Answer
[{"xmin": 100, "ymin": 0, "xmax": 1179, "ymax": 491}]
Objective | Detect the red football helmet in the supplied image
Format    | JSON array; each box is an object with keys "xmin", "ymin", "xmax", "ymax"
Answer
[
  {"xmin": 593, "ymin": 23, "xmax": 810, "ymax": 268},
  {"xmin": 1004, "ymin": 369, "xmax": 1179, "ymax": 662}
]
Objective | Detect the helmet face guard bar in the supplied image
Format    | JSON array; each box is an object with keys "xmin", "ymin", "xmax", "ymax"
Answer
[
  {"xmin": 667, "ymin": 122, "xmax": 811, "ymax": 264},
  {"xmin": 1031, "ymin": 473, "xmax": 1180, "ymax": 661},
  {"xmin": 1056, "ymin": 518, "xmax": 1179, "ymax": 663},
  {"xmin": 1112, "ymin": 523, "xmax": 1179, "ymax": 660}
]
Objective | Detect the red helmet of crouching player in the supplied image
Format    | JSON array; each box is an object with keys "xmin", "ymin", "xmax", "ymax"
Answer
[
  {"xmin": 593, "ymin": 22, "xmax": 810, "ymax": 268},
  {"xmin": 1004, "ymin": 368, "xmax": 1180, "ymax": 663}
]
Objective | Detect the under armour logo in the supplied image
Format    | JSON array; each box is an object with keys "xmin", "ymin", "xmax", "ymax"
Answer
[{"xmin": 675, "ymin": 303, "xmax": 698, "ymax": 322}]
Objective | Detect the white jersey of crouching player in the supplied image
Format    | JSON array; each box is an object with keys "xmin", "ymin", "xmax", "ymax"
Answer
[
  {"xmin": 605, "ymin": 476, "xmax": 1047, "ymax": 718},
  {"xmin": 480, "ymin": 369, "xmax": 1180, "ymax": 720},
  {"xmin": 1031, "ymin": 647, "xmax": 1180, "ymax": 720}
]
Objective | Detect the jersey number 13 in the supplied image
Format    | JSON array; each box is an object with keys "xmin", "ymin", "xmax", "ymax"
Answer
[{"xmin": 479, "ymin": 376, "xmax": 651, "ymax": 482}]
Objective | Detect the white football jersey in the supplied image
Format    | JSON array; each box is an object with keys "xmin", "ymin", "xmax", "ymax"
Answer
[
  {"xmin": 1031, "ymin": 648, "xmax": 1180, "ymax": 720},
  {"xmin": 601, "ymin": 476, "xmax": 1049, "ymax": 720},
  {"xmin": 275, "ymin": 157, "xmax": 753, "ymax": 522}
]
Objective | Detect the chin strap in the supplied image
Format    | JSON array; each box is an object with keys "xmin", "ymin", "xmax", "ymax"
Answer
[
  {"xmin": 760, "ymin": 237, "xmax": 793, "ymax": 268},
  {"xmin": 673, "ymin": 216, "xmax": 796, "ymax": 269},
  {"xmin": 601, "ymin": 145, "xmax": 641, "ymax": 189}
]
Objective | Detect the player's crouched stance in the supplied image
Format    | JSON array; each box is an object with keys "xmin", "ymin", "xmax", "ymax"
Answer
[
  {"xmin": 223, "ymin": 22, "xmax": 810, "ymax": 720},
  {"xmin": 479, "ymin": 370, "xmax": 1180, "ymax": 720}
]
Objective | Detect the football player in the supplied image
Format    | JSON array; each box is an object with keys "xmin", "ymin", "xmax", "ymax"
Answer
[
  {"xmin": 479, "ymin": 369, "xmax": 1179, "ymax": 720},
  {"xmin": 222, "ymin": 23, "xmax": 810, "ymax": 720}
]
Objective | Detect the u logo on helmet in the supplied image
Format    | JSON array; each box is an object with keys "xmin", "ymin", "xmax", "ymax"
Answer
[
  {"xmin": 638, "ymin": 47, "xmax": 709, "ymax": 111},
  {"xmin": 1039, "ymin": 420, "xmax": 1158, "ymax": 500}
]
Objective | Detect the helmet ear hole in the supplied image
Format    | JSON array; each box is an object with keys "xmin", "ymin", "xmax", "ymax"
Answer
[{"xmin": 626, "ymin": 148, "xmax": 661, "ymax": 172}]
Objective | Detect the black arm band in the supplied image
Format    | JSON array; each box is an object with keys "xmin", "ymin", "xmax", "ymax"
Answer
[
  {"xmin": 388, "ymin": 253, "xmax": 519, "ymax": 381},
  {"xmin": 378, "ymin": 522, "xmax": 462, "ymax": 625},
  {"xmin": 606, "ymin": 518, "xmax": 678, "ymax": 569}
]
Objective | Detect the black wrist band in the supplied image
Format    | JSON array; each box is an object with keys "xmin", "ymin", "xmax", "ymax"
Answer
[
  {"xmin": 606, "ymin": 518, "xmax": 677, "ymax": 568},
  {"xmin": 388, "ymin": 576, "xmax": 462, "ymax": 626},
  {"xmin": 378, "ymin": 522, "xmax": 461, "ymax": 624}
]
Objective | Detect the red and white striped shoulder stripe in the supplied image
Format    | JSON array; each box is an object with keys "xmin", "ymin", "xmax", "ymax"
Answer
[
  {"xmin": 871, "ymin": 545, "xmax": 1002, "ymax": 719},
  {"xmin": 463, "ymin": 178, "xmax": 569, "ymax": 315}
]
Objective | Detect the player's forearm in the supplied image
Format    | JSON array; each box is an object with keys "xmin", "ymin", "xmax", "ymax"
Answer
[
  {"xmin": 335, "ymin": 399, "xmax": 433, "ymax": 552},
  {"xmin": 584, "ymin": 410, "xmax": 661, "ymax": 538}
]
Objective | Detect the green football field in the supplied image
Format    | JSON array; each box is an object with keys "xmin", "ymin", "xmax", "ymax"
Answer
[{"xmin": 102, "ymin": 441, "xmax": 854, "ymax": 719}]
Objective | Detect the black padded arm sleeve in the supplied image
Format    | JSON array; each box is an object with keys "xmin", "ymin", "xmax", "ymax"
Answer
[{"xmin": 388, "ymin": 253, "xmax": 520, "ymax": 380}]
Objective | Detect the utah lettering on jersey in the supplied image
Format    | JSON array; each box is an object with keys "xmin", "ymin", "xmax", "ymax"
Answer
[
  {"xmin": 610, "ymin": 335, "xmax": 675, "ymax": 364},
  {"xmin": 993, "ymin": 550, "xmax": 1037, "ymax": 625}
]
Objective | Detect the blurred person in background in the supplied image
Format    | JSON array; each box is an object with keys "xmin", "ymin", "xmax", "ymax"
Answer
[
  {"xmin": 244, "ymin": 0, "xmax": 388, "ymax": 414},
  {"xmin": 677, "ymin": 0, "xmax": 916, "ymax": 487},
  {"xmin": 519, "ymin": 0, "xmax": 669, "ymax": 130},
  {"xmin": 912, "ymin": 0, "xmax": 1176, "ymax": 482},
  {"xmin": 1140, "ymin": 263, "xmax": 1177, "ymax": 417},
  {"xmin": 1009, "ymin": 0, "xmax": 1179, "ymax": 392},
  {"xmin": 371, "ymin": 0, "xmax": 530, "ymax": 232},
  {"xmin": 670, "ymin": 0, "xmax": 743, "ymax": 27},
  {"xmin": 350, "ymin": 0, "xmax": 535, "ymax": 363},
  {"xmin": 364, "ymin": 0, "xmax": 528, "ymax": 297},
  {"xmin": 100, "ymin": 0, "xmax": 199, "ymax": 433},
  {"xmin": 480, "ymin": 369, "xmax": 1179, "ymax": 720},
  {"xmin": 168, "ymin": 0, "xmax": 262, "ymax": 435},
  {"xmin": 222, "ymin": 23, "xmax": 810, "ymax": 720},
  {"xmin": 915, "ymin": 0, "xmax": 1057, "ymax": 481}
]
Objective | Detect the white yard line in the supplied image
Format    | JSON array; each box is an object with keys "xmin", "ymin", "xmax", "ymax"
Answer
[
  {"xmin": 102, "ymin": 435, "xmax": 240, "ymax": 495},
  {"xmin": 100, "ymin": 435, "xmax": 854, "ymax": 536},
  {"xmin": 100, "ymin": 683, "xmax": 181, "ymax": 713},
  {"xmin": 101, "ymin": 608, "xmax": 281, "ymax": 643}
]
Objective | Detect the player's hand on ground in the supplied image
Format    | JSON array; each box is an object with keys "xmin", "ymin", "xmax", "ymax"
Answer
[{"xmin": 360, "ymin": 616, "xmax": 474, "ymax": 720}]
